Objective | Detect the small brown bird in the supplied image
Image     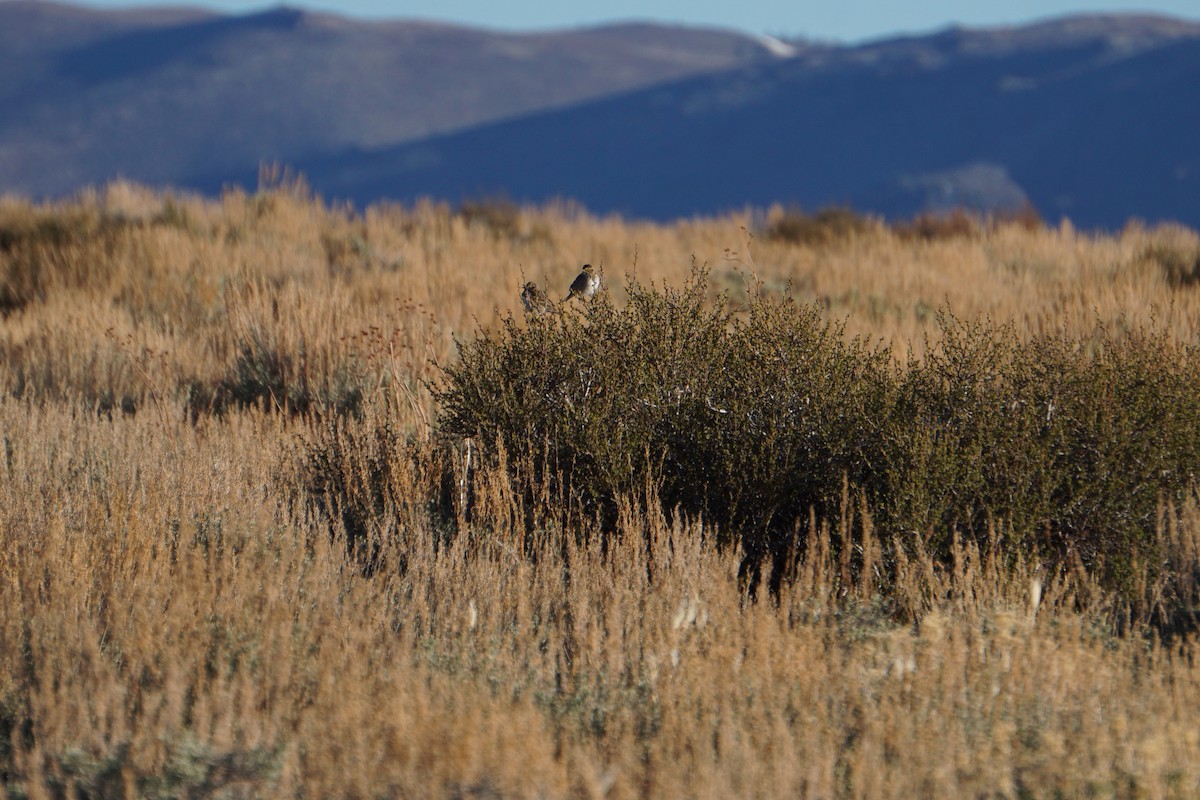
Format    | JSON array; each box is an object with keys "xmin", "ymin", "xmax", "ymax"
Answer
[
  {"xmin": 564, "ymin": 263, "xmax": 600, "ymax": 301},
  {"xmin": 521, "ymin": 281, "xmax": 554, "ymax": 314}
]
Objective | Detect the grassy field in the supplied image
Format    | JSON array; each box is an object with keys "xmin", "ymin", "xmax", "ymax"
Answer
[{"xmin": 3, "ymin": 180, "xmax": 1200, "ymax": 798}]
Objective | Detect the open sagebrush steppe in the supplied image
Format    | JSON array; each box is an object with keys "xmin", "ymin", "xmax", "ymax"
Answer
[{"xmin": 3, "ymin": 181, "xmax": 1200, "ymax": 798}]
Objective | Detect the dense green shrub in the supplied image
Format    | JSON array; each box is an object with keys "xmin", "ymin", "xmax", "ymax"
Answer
[
  {"xmin": 884, "ymin": 313, "xmax": 1200, "ymax": 590},
  {"xmin": 435, "ymin": 269, "xmax": 1200, "ymax": 603},
  {"xmin": 437, "ymin": 268, "xmax": 895, "ymax": 587}
]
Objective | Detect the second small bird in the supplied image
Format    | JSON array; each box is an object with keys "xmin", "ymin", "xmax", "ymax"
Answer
[{"xmin": 521, "ymin": 281, "xmax": 554, "ymax": 314}]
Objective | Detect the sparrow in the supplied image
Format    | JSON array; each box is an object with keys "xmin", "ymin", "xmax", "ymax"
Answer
[
  {"xmin": 564, "ymin": 263, "xmax": 600, "ymax": 301},
  {"xmin": 520, "ymin": 281, "xmax": 554, "ymax": 314}
]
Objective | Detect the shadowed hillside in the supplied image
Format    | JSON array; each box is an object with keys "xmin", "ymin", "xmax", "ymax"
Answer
[
  {"xmin": 0, "ymin": 1, "xmax": 783, "ymax": 194},
  {"xmin": 280, "ymin": 15, "xmax": 1200, "ymax": 227},
  {"xmin": 1, "ymin": 5, "xmax": 1199, "ymax": 227}
]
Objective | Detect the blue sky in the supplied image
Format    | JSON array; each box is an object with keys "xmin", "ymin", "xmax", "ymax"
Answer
[{"xmin": 72, "ymin": 0, "xmax": 1200, "ymax": 41}]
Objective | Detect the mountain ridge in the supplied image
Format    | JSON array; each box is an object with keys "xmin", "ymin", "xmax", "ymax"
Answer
[
  {"xmin": 1, "ymin": 3, "xmax": 1198, "ymax": 227},
  {"xmin": 267, "ymin": 13, "xmax": 1200, "ymax": 227},
  {"xmin": 0, "ymin": 1, "xmax": 783, "ymax": 194}
]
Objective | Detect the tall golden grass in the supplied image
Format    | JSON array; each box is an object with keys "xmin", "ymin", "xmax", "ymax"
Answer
[{"xmin": 3, "ymin": 181, "xmax": 1200, "ymax": 797}]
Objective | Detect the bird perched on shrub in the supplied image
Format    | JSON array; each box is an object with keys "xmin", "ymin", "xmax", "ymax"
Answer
[
  {"xmin": 520, "ymin": 281, "xmax": 554, "ymax": 314},
  {"xmin": 564, "ymin": 263, "xmax": 600, "ymax": 301}
]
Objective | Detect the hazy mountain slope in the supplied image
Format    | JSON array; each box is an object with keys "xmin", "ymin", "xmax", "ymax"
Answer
[
  {"xmin": 0, "ymin": 1, "xmax": 211, "ymax": 53},
  {"xmin": 2, "ymin": 4, "xmax": 1198, "ymax": 227},
  {"xmin": 278, "ymin": 15, "xmax": 1200, "ymax": 227},
  {"xmin": 0, "ymin": 2, "xmax": 782, "ymax": 195}
]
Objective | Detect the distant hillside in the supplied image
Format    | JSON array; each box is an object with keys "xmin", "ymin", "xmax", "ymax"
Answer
[
  {"xmin": 0, "ymin": 1, "xmax": 782, "ymax": 196},
  {"xmin": 275, "ymin": 14, "xmax": 1200, "ymax": 228},
  {"xmin": 2, "ymin": 4, "xmax": 1199, "ymax": 227}
]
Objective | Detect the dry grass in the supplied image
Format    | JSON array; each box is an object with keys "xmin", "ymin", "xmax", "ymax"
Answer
[{"xmin": 3, "ymin": 183, "xmax": 1200, "ymax": 797}]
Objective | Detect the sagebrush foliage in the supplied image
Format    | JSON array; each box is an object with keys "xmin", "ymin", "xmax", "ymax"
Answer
[
  {"xmin": 436, "ymin": 269, "xmax": 1200, "ymax": 599},
  {"xmin": 886, "ymin": 313, "xmax": 1200, "ymax": 591},
  {"xmin": 437, "ymin": 269, "xmax": 892, "ymax": 584}
]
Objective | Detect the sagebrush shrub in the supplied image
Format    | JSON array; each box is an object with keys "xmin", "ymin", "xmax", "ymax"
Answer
[
  {"xmin": 437, "ymin": 267, "xmax": 894, "ymax": 587},
  {"xmin": 435, "ymin": 269, "xmax": 1200, "ymax": 604},
  {"xmin": 884, "ymin": 312, "xmax": 1200, "ymax": 591}
]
